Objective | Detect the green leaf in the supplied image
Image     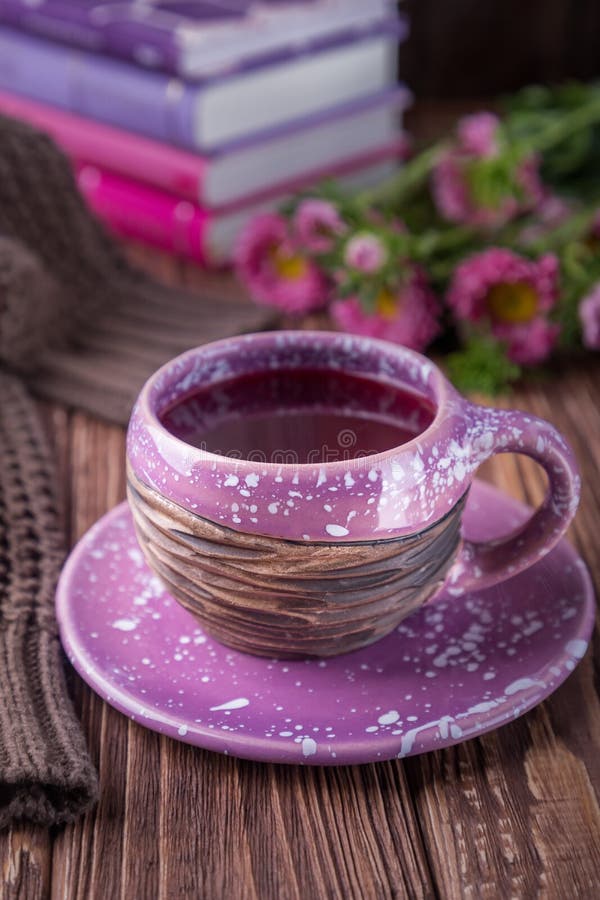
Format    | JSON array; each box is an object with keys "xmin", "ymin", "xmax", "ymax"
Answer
[
  {"xmin": 445, "ymin": 335, "xmax": 521, "ymax": 395},
  {"xmin": 554, "ymin": 241, "xmax": 600, "ymax": 347}
]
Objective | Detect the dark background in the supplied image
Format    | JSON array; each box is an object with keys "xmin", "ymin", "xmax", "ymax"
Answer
[{"xmin": 399, "ymin": 0, "xmax": 600, "ymax": 98}]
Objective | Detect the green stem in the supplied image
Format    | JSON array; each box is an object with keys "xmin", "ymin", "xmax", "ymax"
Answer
[
  {"xmin": 526, "ymin": 202, "xmax": 600, "ymax": 254},
  {"xmin": 356, "ymin": 142, "xmax": 449, "ymax": 209},
  {"xmin": 528, "ymin": 97, "xmax": 600, "ymax": 153},
  {"xmin": 410, "ymin": 225, "xmax": 477, "ymax": 258}
]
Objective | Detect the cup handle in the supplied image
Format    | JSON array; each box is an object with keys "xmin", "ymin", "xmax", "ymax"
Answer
[{"xmin": 444, "ymin": 405, "xmax": 581, "ymax": 596}]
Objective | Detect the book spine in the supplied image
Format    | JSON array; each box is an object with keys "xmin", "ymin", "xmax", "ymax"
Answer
[
  {"xmin": 0, "ymin": 1, "xmax": 179, "ymax": 73},
  {"xmin": 76, "ymin": 165, "xmax": 210, "ymax": 266},
  {"xmin": 0, "ymin": 90, "xmax": 204, "ymax": 202},
  {"xmin": 0, "ymin": 28, "xmax": 197, "ymax": 148}
]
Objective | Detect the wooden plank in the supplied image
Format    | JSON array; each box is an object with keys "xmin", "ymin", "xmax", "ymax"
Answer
[
  {"xmin": 157, "ymin": 744, "xmax": 260, "ymax": 900},
  {"xmin": 50, "ymin": 414, "xmax": 132, "ymax": 900},
  {"xmin": 155, "ymin": 732, "xmax": 437, "ymax": 898},
  {"xmin": 399, "ymin": 0, "xmax": 594, "ymax": 100},
  {"xmin": 1, "ymin": 828, "xmax": 52, "ymax": 900},
  {"xmin": 236, "ymin": 760, "xmax": 436, "ymax": 900},
  {"xmin": 120, "ymin": 726, "xmax": 161, "ymax": 900}
]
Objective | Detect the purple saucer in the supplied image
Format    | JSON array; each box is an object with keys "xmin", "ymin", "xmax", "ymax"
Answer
[{"xmin": 56, "ymin": 481, "xmax": 595, "ymax": 765}]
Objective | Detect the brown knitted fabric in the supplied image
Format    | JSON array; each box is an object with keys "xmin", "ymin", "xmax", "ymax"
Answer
[
  {"xmin": 0, "ymin": 373, "xmax": 98, "ymax": 828},
  {"xmin": 0, "ymin": 237, "xmax": 69, "ymax": 374},
  {"xmin": 0, "ymin": 113, "xmax": 273, "ymax": 424},
  {"xmin": 0, "ymin": 114, "xmax": 269, "ymax": 828}
]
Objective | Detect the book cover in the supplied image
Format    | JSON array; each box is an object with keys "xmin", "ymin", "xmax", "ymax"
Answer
[
  {"xmin": 0, "ymin": 23, "xmax": 402, "ymax": 151},
  {"xmin": 76, "ymin": 164, "xmax": 211, "ymax": 264},
  {"xmin": 0, "ymin": 0, "xmax": 399, "ymax": 79}
]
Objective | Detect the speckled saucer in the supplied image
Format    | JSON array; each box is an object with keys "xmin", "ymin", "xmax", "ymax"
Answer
[{"xmin": 56, "ymin": 480, "xmax": 595, "ymax": 766}]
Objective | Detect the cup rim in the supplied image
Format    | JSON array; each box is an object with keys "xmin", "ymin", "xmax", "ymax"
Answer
[{"xmin": 136, "ymin": 330, "xmax": 451, "ymax": 475}]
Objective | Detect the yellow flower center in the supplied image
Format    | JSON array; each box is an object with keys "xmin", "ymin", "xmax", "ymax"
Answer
[
  {"xmin": 376, "ymin": 287, "xmax": 398, "ymax": 318},
  {"xmin": 270, "ymin": 245, "xmax": 308, "ymax": 281},
  {"xmin": 486, "ymin": 281, "xmax": 538, "ymax": 324}
]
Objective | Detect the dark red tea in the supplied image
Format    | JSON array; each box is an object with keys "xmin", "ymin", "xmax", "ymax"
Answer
[{"xmin": 160, "ymin": 368, "xmax": 435, "ymax": 464}]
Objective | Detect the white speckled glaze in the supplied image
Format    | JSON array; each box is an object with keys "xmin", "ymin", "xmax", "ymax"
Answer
[{"xmin": 127, "ymin": 331, "xmax": 581, "ymax": 593}]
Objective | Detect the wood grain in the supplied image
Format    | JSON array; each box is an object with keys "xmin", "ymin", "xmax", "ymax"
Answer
[
  {"xmin": 1, "ymin": 243, "xmax": 599, "ymax": 899},
  {"xmin": 400, "ymin": 0, "xmax": 600, "ymax": 100}
]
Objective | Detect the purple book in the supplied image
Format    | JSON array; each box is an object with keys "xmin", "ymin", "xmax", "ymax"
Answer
[
  {"xmin": 0, "ymin": 0, "xmax": 399, "ymax": 79},
  {"xmin": 0, "ymin": 23, "xmax": 403, "ymax": 151}
]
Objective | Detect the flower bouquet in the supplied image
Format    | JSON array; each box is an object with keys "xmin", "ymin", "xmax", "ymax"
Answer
[{"xmin": 235, "ymin": 82, "xmax": 600, "ymax": 393}]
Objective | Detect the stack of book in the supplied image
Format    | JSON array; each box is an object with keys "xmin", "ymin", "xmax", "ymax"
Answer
[{"xmin": 0, "ymin": 1, "xmax": 410, "ymax": 266}]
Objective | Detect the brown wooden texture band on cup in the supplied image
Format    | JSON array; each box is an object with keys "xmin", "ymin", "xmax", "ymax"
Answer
[{"xmin": 126, "ymin": 464, "xmax": 468, "ymax": 658}]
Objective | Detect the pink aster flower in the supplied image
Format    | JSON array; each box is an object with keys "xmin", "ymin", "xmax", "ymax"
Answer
[
  {"xmin": 331, "ymin": 267, "xmax": 441, "ymax": 352},
  {"xmin": 343, "ymin": 232, "xmax": 388, "ymax": 273},
  {"xmin": 432, "ymin": 112, "xmax": 543, "ymax": 228},
  {"xmin": 537, "ymin": 193, "xmax": 574, "ymax": 226},
  {"xmin": 457, "ymin": 111, "xmax": 500, "ymax": 157},
  {"xmin": 235, "ymin": 212, "xmax": 328, "ymax": 313},
  {"xmin": 579, "ymin": 284, "xmax": 600, "ymax": 349},
  {"xmin": 447, "ymin": 248, "xmax": 560, "ymax": 364},
  {"xmin": 494, "ymin": 317, "xmax": 560, "ymax": 365},
  {"xmin": 293, "ymin": 199, "xmax": 345, "ymax": 252}
]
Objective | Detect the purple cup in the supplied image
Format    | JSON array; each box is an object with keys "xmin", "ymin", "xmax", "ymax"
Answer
[{"xmin": 126, "ymin": 331, "xmax": 580, "ymax": 658}]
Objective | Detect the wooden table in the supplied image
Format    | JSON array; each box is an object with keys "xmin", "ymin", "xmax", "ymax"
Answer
[{"xmin": 2, "ymin": 247, "xmax": 600, "ymax": 900}]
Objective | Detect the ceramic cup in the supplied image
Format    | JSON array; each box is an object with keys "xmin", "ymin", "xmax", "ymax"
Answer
[{"xmin": 126, "ymin": 331, "xmax": 580, "ymax": 658}]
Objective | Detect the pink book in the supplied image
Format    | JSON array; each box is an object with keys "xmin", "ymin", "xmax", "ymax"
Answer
[
  {"xmin": 0, "ymin": 88, "xmax": 408, "ymax": 209},
  {"xmin": 76, "ymin": 165, "xmax": 212, "ymax": 265},
  {"xmin": 76, "ymin": 158, "xmax": 401, "ymax": 267}
]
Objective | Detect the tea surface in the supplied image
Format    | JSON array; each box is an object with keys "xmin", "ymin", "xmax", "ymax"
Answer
[{"xmin": 160, "ymin": 368, "xmax": 435, "ymax": 464}]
